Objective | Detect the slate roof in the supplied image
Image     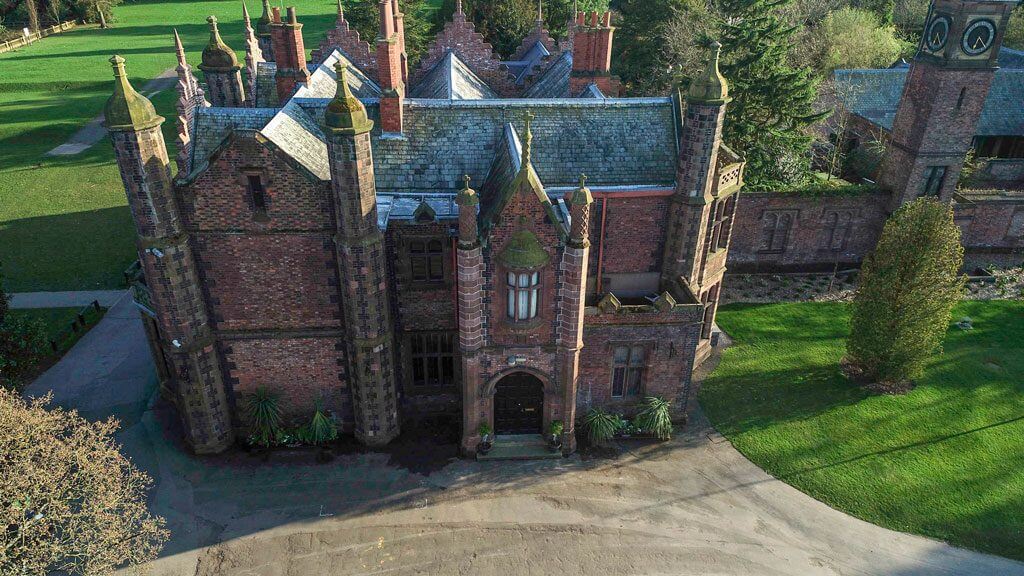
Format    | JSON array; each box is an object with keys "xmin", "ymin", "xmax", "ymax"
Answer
[
  {"xmin": 523, "ymin": 52, "xmax": 572, "ymax": 99},
  {"xmin": 998, "ymin": 47, "xmax": 1024, "ymax": 69},
  {"xmin": 188, "ymin": 95, "xmax": 679, "ymax": 191},
  {"xmin": 504, "ymin": 41, "xmax": 551, "ymax": 86},
  {"xmin": 300, "ymin": 49, "xmax": 382, "ymax": 100},
  {"xmin": 189, "ymin": 106, "xmax": 280, "ymax": 170},
  {"xmin": 255, "ymin": 61, "xmax": 278, "ymax": 108},
  {"xmin": 833, "ymin": 66, "xmax": 1024, "ymax": 136},
  {"xmin": 408, "ymin": 51, "xmax": 499, "ymax": 99},
  {"xmin": 377, "ymin": 193, "xmax": 460, "ymax": 229}
]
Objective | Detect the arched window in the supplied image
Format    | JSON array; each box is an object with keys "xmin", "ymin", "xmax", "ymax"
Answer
[
  {"xmin": 760, "ymin": 211, "xmax": 794, "ymax": 253},
  {"xmin": 823, "ymin": 211, "xmax": 852, "ymax": 251},
  {"xmin": 507, "ymin": 271, "xmax": 540, "ymax": 321}
]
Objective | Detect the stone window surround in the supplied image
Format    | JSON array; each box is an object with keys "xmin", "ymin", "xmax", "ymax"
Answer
[
  {"xmin": 399, "ymin": 234, "xmax": 452, "ymax": 289},
  {"xmin": 758, "ymin": 209, "xmax": 798, "ymax": 254},
  {"xmin": 403, "ymin": 331, "xmax": 459, "ymax": 394},
  {"xmin": 821, "ymin": 210, "xmax": 855, "ymax": 252},
  {"xmin": 608, "ymin": 342, "xmax": 652, "ymax": 399},
  {"xmin": 239, "ymin": 168, "xmax": 271, "ymax": 222},
  {"xmin": 504, "ymin": 266, "xmax": 543, "ymax": 326}
]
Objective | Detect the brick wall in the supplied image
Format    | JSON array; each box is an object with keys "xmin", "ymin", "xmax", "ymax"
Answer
[
  {"xmin": 222, "ymin": 336, "xmax": 350, "ymax": 424},
  {"xmin": 955, "ymin": 196, "xmax": 1024, "ymax": 251},
  {"xmin": 579, "ymin": 306, "xmax": 701, "ymax": 418},
  {"xmin": 728, "ymin": 191, "xmax": 890, "ymax": 272},
  {"xmin": 413, "ymin": 12, "xmax": 517, "ymax": 97},
  {"xmin": 588, "ymin": 195, "xmax": 669, "ymax": 275}
]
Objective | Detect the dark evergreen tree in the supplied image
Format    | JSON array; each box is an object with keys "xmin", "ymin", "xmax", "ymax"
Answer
[
  {"xmin": 612, "ymin": 0, "xmax": 716, "ymax": 95},
  {"xmin": 343, "ymin": 0, "xmax": 433, "ymax": 67},
  {"xmin": 718, "ymin": 0, "xmax": 828, "ymax": 189},
  {"xmin": 847, "ymin": 199, "xmax": 965, "ymax": 386}
]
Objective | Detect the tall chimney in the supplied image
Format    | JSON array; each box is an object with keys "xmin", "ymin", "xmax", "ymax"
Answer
[
  {"xmin": 271, "ymin": 6, "xmax": 311, "ymax": 101},
  {"xmin": 377, "ymin": 0, "xmax": 404, "ymax": 134}
]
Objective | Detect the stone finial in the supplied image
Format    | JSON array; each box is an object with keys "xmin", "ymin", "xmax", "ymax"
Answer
[
  {"xmin": 324, "ymin": 62, "xmax": 374, "ymax": 134},
  {"xmin": 257, "ymin": 0, "xmax": 272, "ymax": 35},
  {"xmin": 200, "ymin": 15, "xmax": 240, "ymax": 71},
  {"xmin": 687, "ymin": 41, "xmax": 729, "ymax": 104},
  {"xmin": 567, "ymin": 173, "xmax": 594, "ymax": 206},
  {"xmin": 457, "ymin": 174, "xmax": 480, "ymax": 206},
  {"xmin": 173, "ymin": 28, "xmax": 187, "ymax": 68},
  {"xmin": 653, "ymin": 291, "xmax": 677, "ymax": 312},
  {"xmin": 104, "ymin": 55, "xmax": 163, "ymax": 132},
  {"xmin": 455, "ymin": 0, "xmax": 463, "ymax": 15},
  {"xmin": 242, "ymin": 2, "xmax": 251, "ymax": 26},
  {"xmin": 336, "ymin": 0, "xmax": 345, "ymax": 23}
]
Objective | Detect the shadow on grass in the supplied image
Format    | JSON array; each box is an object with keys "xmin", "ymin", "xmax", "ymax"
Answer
[{"xmin": 0, "ymin": 206, "xmax": 136, "ymax": 292}]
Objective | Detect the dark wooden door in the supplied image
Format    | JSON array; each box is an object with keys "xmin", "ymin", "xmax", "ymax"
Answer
[{"xmin": 494, "ymin": 373, "xmax": 544, "ymax": 435}]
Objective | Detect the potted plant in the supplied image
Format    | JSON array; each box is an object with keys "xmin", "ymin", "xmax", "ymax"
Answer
[
  {"xmin": 547, "ymin": 420, "xmax": 564, "ymax": 452},
  {"xmin": 478, "ymin": 422, "xmax": 493, "ymax": 455}
]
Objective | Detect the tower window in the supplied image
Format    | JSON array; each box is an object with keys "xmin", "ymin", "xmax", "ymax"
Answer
[
  {"xmin": 506, "ymin": 271, "xmax": 540, "ymax": 322},
  {"xmin": 611, "ymin": 345, "xmax": 646, "ymax": 398},
  {"xmin": 409, "ymin": 239, "xmax": 445, "ymax": 283},
  {"xmin": 922, "ymin": 166, "xmax": 947, "ymax": 197},
  {"xmin": 246, "ymin": 174, "xmax": 268, "ymax": 220}
]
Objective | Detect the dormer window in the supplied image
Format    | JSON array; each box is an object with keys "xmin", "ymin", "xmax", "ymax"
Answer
[{"xmin": 507, "ymin": 271, "xmax": 540, "ymax": 321}]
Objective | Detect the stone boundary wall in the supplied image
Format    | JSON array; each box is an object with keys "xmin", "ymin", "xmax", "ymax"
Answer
[
  {"xmin": 727, "ymin": 190, "xmax": 890, "ymax": 272},
  {"xmin": 0, "ymin": 22, "xmax": 76, "ymax": 54}
]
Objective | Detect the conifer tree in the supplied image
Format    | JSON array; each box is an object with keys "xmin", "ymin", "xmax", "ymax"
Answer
[
  {"xmin": 847, "ymin": 199, "xmax": 965, "ymax": 387},
  {"xmin": 343, "ymin": 0, "xmax": 432, "ymax": 67},
  {"xmin": 718, "ymin": 0, "xmax": 828, "ymax": 189}
]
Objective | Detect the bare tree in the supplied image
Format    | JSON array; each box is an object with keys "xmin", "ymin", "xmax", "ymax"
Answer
[{"xmin": 0, "ymin": 389, "xmax": 168, "ymax": 575}]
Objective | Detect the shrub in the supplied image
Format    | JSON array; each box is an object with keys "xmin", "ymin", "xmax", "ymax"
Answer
[
  {"xmin": 635, "ymin": 396, "xmax": 674, "ymax": 440},
  {"xmin": 478, "ymin": 422, "xmax": 492, "ymax": 438},
  {"xmin": 583, "ymin": 408, "xmax": 622, "ymax": 447},
  {"xmin": 245, "ymin": 387, "xmax": 282, "ymax": 448},
  {"xmin": 548, "ymin": 419, "xmax": 564, "ymax": 437},
  {"xmin": 306, "ymin": 401, "xmax": 338, "ymax": 446},
  {"xmin": 847, "ymin": 199, "xmax": 965, "ymax": 385}
]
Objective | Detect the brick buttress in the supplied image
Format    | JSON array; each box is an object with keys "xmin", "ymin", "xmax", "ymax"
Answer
[{"xmin": 104, "ymin": 56, "xmax": 234, "ymax": 454}]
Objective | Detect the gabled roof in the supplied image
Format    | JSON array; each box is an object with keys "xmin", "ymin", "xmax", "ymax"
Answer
[
  {"xmin": 833, "ymin": 67, "xmax": 1024, "ymax": 136},
  {"xmin": 259, "ymin": 99, "xmax": 330, "ymax": 179},
  {"xmin": 187, "ymin": 97, "xmax": 680, "ymax": 191},
  {"xmin": 834, "ymin": 48, "xmax": 1024, "ymax": 137},
  {"xmin": 523, "ymin": 52, "xmax": 572, "ymax": 98},
  {"xmin": 504, "ymin": 41, "xmax": 551, "ymax": 86},
  {"xmin": 408, "ymin": 51, "xmax": 498, "ymax": 100},
  {"xmin": 300, "ymin": 49, "xmax": 381, "ymax": 100}
]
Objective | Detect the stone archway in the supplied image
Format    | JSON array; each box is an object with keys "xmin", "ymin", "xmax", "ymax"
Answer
[{"xmin": 492, "ymin": 372, "xmax": 545, "ymax": 435}]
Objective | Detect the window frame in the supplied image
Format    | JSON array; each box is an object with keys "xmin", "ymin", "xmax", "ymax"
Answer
[
  {"xmin": 506, "ymin": 270, "xmax": 541, "ymax": 323},
  {"xmin": 610, "ymin": 344, "xmax": 648, "ymax": 399},
  {"xmin": 407, "ymin": 237, "xmax": 446, "ymax": 285},
  {"xmin": 922, "ymin": 166, "xmax": 948, "ymax": 197},
  {"xmin": 406, "ymin": 331, "xmax": 458, "ymax": 391},
  {"xmin": 759, "ymin": 210, "xmax": 795, "ymax": 254}
]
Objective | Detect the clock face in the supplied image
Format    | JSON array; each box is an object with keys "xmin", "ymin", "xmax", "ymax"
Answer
[
  {"xmin": 926, "ymin": 15, "xmax": 951, "ymax": 52},
  {"xmin": 962, "ymin": 19, "xmax": 996, "ymax": 56}
]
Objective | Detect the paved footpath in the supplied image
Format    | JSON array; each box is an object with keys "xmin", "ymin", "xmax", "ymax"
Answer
[
  {"xmin": 45, "ymin": 67, "xmax": 177, "ymax": 156},
  {"xmin": 9, "ymin": 289, "xmax": 127, "ymax": 309},
  {"xmin": 23, "ymin": 298, "xmax": 1024, "ymax": 576}
]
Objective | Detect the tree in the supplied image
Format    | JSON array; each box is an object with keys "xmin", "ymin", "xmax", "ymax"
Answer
[
  {"xmin": 24, "ymin": 0, "xmax": 38, "ymax": 31},
  {"xmin": 810, "ymin": 8, "xmax": 910, "ymax": 74},
  {"xmin": 1005, "ymin": 5, "xmax": 1024, "ymax": 51},
  {"xmin": 718, "ymin": 0, "xmax": 829, "ymax": 190},
  {"xmin": 846, "ymin": 199, "xmax": 965, "ymax": 386},
  {"xmin": 435, "ymin": 0, "xmax": 609, "ymax": 57},
  {"xmin": 0, "ymin": 268, "xmax": 47, "ymax": 391},
  {"xmin": 0, "ymin": 389, "xmax": 168, "ymax": 575},
  {"xmin": 343, "ymin": 0, "xmax": 433, "ymax": 67},
  {"xmin": 613, "ymin": 0, "xmax": 717, "ymax": 95}
]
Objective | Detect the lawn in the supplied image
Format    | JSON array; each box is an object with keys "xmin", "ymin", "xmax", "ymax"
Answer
[
  {"xmin": 700, "ymin": 300, "xmax": 1024, "ymax": 560},
  {"xmin": 0, "ymin": 0, "xmax": 358, "ymax": 292}
]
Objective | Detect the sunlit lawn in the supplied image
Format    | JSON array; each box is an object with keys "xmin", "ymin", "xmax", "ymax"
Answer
[
  {"xmin": 0, "ymin": 0, "xmax": 353, "ymax": 291},
  {"xmin": 701, "ymin": 300, "xmax": 1024, "ymax": 560}
]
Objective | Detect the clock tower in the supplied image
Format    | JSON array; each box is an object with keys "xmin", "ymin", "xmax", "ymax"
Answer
[{"xmin": 877, "ymin": 0, "xmax": 1016, "ymax": 209}]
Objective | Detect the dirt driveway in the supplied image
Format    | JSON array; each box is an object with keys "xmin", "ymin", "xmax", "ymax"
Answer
[{"xmin": 26, "ymin": 297, "xmax": 1024, "ymax": 576}]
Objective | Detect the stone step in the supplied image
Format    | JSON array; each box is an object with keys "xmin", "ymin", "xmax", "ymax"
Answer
[{"xmin": 477, "ymin": 435, "xmax": 563, "ymax": 461}]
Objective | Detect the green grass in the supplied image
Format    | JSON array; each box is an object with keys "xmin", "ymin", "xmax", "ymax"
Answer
[
  {"xmin": 0, "ymin": 0, "xmax": 348, "ymax": 292},
  {"xmin": 700, "ymin": 301, "xmax": 1024, "ymax": 560}
]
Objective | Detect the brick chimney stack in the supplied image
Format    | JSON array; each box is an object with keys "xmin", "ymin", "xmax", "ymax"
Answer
[
  {"xmin": 377, "ymin": 0, "xmax": 405, "ymax": 134},
  {"xmin": 570, "ymin": 11, "xmax": 620, "ymax": 96},
  {"xmin": 271, "ymin": 6, "xmax": 311, "ymax": 101}
]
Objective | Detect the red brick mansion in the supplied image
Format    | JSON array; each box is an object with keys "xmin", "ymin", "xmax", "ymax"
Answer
[{"xmin": 105, "ymin": 0, "xmax": 1022, "ymax": 455}]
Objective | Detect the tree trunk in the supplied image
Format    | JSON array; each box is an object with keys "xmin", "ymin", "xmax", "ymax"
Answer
[{"xmin": 25, "ymin": 0, "xmax": 40, "ymax": 32}]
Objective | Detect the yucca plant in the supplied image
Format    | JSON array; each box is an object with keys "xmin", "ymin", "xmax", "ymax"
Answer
[
  {"xmin": 583, "ymin": 408, "xmax": 622, "ymax": 447},
  {"xmin": 308, "ymin": 401, "xmax": 339, "ymax": 446},
  {"xmin": 635, "ymin": 396, "xmax": 673, "ymax": 440},
  {"xmin": 246, "ymin": 387, "xmax": 282, "ymax": 449}
]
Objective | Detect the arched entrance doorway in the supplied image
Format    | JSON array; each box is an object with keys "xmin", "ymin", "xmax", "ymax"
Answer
[{"xmin": 493, "ymin": 372, "xmax": 544, "ymax": 435}]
